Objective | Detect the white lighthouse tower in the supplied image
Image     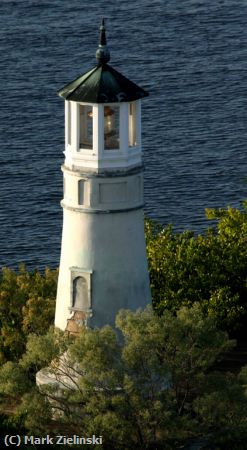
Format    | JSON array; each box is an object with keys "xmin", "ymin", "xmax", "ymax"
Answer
[{"xmin": 55, "ymin": 20, "xmax": 151, "ymax": 332}]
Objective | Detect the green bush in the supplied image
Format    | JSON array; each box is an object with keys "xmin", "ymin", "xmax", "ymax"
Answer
[
  {"xmin": 146, "ymin": 201, "xmax": 247, "ymax": 334},
  {"xmin": 1, "ymin": 305, "xmax": 246, "ymax": 449},
  {"xmin": 0, "ymin": 265, "xmax": 57, "ymax": 362}
]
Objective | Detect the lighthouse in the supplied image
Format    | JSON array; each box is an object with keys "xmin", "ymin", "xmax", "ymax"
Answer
[{"xmin": 55, "ymin": 20, "xmax": 151, "ymax": 332}]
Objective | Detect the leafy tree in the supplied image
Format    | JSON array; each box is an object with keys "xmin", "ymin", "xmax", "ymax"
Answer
[
  {"xmin": 194, "ymin": 371, "xmax": 247, "ymax": 449},
  {"xmin": 1, "ymin": 305, "xmax": 245, "ymax": 449},
  {"xmin": 0, "ymin": 266, "xmax": 57, "ymax": 362},
  {"xmin": 20, "ymin": 326, "xmax": 69, "ymax": 372},
  {"xmin": 0, "ymin": 361, "xmax": 31, "ymax": 398},
  {"xmin": 145, "ymin": 201, "xmax": 247, "ymax": 334}
]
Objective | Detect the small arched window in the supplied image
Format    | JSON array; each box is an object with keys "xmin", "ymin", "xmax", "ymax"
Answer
[
  {"xmin": 78, "ymin": 180, "xmax": 84, "ymax": 205},
  {"xmin": 72, "ymin": 276, "xmax": 90, "ymax": 311}
]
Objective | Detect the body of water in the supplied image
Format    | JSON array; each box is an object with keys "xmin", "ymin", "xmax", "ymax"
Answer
[{"xmin": 0, "ymin": 0, "xmax": 246, "ymax": 269}]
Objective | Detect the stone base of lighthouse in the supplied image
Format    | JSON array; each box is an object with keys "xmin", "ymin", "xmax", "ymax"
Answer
[{"xmin": 55, "ymin": 165, "xmax": 151, "ymax": 331}]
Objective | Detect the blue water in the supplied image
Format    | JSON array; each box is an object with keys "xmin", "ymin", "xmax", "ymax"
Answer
[{"xmin": 0, "ymin": 0, "xmax": 246, "ymax": 270}]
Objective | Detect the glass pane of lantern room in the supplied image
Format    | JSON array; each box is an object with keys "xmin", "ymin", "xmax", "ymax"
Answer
[
  {"xmin": 79, "ymin": 105, "xmax": 93, "ymax": 149},
  {"xmin": 104, "ymin": 105, "xmax": 119, "ymax": 150},
  {"xmin": 128, "ymin": 102, "xmax": 137, "ymax": 147}
]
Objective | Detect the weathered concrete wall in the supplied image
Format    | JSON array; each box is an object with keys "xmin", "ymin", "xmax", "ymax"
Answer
[{"xmin": 55, "ymin": 204, "xmax": 151, "ymax": 330}]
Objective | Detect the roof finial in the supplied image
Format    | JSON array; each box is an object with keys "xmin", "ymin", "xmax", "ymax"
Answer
[{"xmin": 96, "ymin": 18, "xmax": 110, "ymax": 65}]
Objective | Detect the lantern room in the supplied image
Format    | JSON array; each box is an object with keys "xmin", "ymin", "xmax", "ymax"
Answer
[{"xmin": 58, "ymin": 19, "xmax": 148, "ymax": 171}]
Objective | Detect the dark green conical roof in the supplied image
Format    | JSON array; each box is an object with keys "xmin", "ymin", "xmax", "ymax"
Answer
[{"xmin": 58, "ymin": 20, "xmax": 149, "ymax": 104}]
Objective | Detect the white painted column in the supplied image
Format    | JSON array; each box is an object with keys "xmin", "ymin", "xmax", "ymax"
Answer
[
  {"xmin": 65, "ymin": 101, "xmax": 69, "ymax": 148},
  {"xmin": 92, "ymin": 105, "xmax": 97, "ymax": 157},
  {"xmin": 64, "ymin": 101, "xmax": 73, "ymax": 167},
  {"xmin": 71, "ymin": 102, "xmax": 79, "ymax": 152}
]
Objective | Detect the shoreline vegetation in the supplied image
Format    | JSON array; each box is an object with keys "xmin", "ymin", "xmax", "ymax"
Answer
[{"xmin": 0, "ymin": 201, "xmax": 246, "ymax": 449}]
